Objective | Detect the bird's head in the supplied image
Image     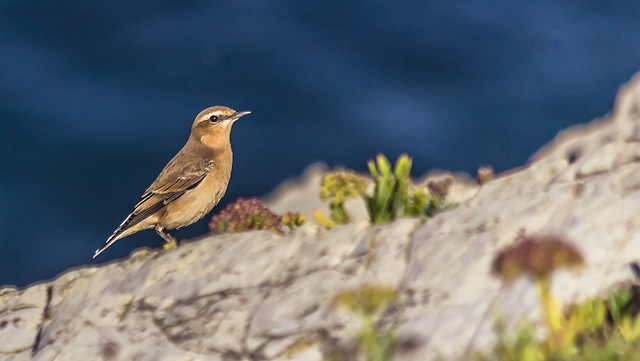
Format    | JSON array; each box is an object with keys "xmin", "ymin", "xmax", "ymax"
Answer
[{"xmin": 191, "ymin": 106, "xmax": 250, "ymax": 147}]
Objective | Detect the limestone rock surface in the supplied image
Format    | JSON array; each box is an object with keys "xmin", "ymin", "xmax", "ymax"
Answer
[{"xmin": 5, "ymin": 73, "xmax": 640, "ymax": 360}]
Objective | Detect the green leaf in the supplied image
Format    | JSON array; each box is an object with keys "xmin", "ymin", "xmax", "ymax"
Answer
[{"xmin": 376, "ymin": 154, "xmax": 391, "ymax": 177}]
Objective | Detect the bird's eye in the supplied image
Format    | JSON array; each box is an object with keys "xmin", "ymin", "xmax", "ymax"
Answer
[{"xmin": 208, "ymin": 115, "xmax": 219, "ymax": 123}]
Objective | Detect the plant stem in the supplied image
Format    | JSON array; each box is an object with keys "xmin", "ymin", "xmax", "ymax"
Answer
[{"xmin": 536, "ymin": 275, "xmax": 564, "ymax": 350}]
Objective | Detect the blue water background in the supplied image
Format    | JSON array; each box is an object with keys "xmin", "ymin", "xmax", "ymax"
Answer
[{"xmin": 2, "ymin": 1, "xmax": 640, "ymax": 287}]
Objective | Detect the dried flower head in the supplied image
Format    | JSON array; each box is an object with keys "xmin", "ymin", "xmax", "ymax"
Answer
[
  {"xmin": 426, "ymin": 177, "xmax": 453, "ymax": 199},
  {"xmin": 477, "ymin": 166, "xmax": 495, "ymax": 185},
  {"xmin": 492, "ymin": 234, "xmax": 584, "ymax": 281}
]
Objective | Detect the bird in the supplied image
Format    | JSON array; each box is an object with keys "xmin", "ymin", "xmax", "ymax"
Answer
[{"xmin": 93, "ymin": 106, "xmax": 250, "ymax": 258}]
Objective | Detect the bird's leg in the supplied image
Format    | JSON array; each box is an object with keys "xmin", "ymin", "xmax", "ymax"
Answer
[{"xmin": 156, "ymin": 227, "xmax": 178, "ymax": 250}]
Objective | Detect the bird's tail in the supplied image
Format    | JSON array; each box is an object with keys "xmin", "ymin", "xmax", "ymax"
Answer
[
  {"xmin": 93, "ymin": 235, "xmax": 118, "ymax": 259},
  {"xmin": 93, "ymin": 214, "xmax": 134, "ymax": 258}
]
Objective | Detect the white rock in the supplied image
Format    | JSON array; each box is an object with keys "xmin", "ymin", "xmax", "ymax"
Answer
[{"xmin": 5, "ymin": 72, "xmax": 640, "ymax": 361}]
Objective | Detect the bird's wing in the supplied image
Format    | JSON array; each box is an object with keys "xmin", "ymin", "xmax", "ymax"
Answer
[
  {"xmin": 108, "ymin": 157, "xmax": 214, "ymax": 240},
  {"xmin": 130, "ymin": 157, "xmax": 215, "ymax": 223}
]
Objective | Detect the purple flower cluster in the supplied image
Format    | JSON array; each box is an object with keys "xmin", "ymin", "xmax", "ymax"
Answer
[{"xmin": 208, "ymin": 197, "xmax": 285, "ymax": 235}]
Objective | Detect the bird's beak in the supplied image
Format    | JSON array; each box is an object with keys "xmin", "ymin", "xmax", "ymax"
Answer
[{"xmin": 229, "ymin": 111, "xmax": 251, "ymax": 122}]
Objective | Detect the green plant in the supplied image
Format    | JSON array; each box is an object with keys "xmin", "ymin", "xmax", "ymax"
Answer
[
  {"xmin": 365, "ymin": 154, "xmax": 452, "ymax": 224},
  {"xmin": 365, "ymin": 154, "xmax": 412, "ymax": 225},
  {"xmin": 280, "ymin": 211, "xmax": 308, "ymax": 232},
  {"xmin": 608, "ymin": 288, "xmax": 640, "ymax": 342},
  {"xmin": 482, "ymin": 300, "xmax": 640, "ymax": 361},
  {"xmin": 333, "ymin": 285, "xmax": 398, "ymax": 361},
  {"xmin": 485, "ymin": 318, "xmax": 543, "ymax": 361},
  {"xmin": 404, "ymin": 185, "xmax": 449, "ymax": 218},
  {"xmin": 314, "ymin": 154, "xmax": 452, "ymax": 228},
  {"xmin": 318, "ymin": 170, "xmax": 368, "ymax": 225}
]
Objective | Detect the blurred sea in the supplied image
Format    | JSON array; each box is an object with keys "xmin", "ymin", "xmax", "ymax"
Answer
[{"xmin": 1, "ymin": 1, "xmax": 640, "ymax": 287}]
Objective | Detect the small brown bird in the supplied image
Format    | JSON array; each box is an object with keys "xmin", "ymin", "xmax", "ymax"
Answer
[{"xmin": 94, "ymin": 106, "xmax": 250, "ymax": 258}]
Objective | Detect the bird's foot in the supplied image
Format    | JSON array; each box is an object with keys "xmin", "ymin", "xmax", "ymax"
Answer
[
  {"xmin": 156, "ymin": 227, "xmax": 179, "ymax": 250},
  {"xmin": 162, "ymin": 239, "xmax": 178, "ymax": 250}
]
